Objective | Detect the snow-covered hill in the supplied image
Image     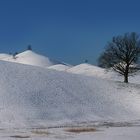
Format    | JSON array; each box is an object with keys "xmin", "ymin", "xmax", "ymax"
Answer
[
  {"xmin": 67, "ymin": 63, "xmax": 106, "ymax": 75},
  {"xmin": 48, "ymin": 64, "xmax": 72, "ymax": 71},
  {"xmin": 67, "ymin": 63, "xmax": 140, "ymax": 84},
  {"xmin": 0, "ymin": 50, "xmax": 63, "ymax": 68},
  {"xmin": 0, "ymin": 53, "xmax": 12, "ymax": 59},
  {"xmin": 0, "ymin": 60, "xmax": 140, "ymax": 128},
  {"xmin": 67, "ymin": 63, "xmax": 119, "ymax": 79}
]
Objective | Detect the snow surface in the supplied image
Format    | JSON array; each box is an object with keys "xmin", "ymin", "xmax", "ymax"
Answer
[
  {"xmin": 64, "ymin": 127, "xmax": 140, "ymax": 140},
  {"xmin": 0, "ymin": 124, "xmax": 140, "ymax": 140},
  {"xmin": 0, "ymin": 53, "xmax": 11, "ymax": 59},
  {"xmin": 67, "ymin": 63, "xmax": 140, "ymax": 82},
  {"xmin": 0, "ymin": 50, "xmax": 63, "ymax": 68},
  {"xmin": 0, "ymin": 60, "xmax": 140, "ymax": 129},
  {"xmin": 0, "ymin": 53, "xmax": 140, "ymax": 139},
  {"xmin": 68, "ymin": 63, "xmax": 105, "ymax": 74},
  {"xmin": 67, "ymin": 63, "xmax": 140, "ymax": 84},
  {"xmin": 48, "ymin": 64, "xmax": 72, "ymax": 71},
  {"xmin": 67, "ymin": 63, "xmax": 116, "ymax": 79}
]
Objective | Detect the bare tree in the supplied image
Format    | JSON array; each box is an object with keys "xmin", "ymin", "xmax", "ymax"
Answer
[{"xmin": 98, "ymin": 32, "xmax": 140, "ymax": 83}]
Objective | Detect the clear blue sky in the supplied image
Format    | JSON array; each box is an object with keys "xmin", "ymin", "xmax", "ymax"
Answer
[{"xmin": 0, "ymin": 0, "xmax": 140, "ymax": 65}]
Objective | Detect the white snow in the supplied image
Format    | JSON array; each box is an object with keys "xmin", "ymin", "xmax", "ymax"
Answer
[
  {"xmin": 67, "ymin": 63, "xmax": 105, "ymax": 75},
  {"xmin": 0, "ymin": 52, "xmax": 140, "ymax": 139},
  {"xmin": 67, "ymin": 63, "xmax": 140, "ymax": 84},
  {"xmin": 0, "ymin": 124, "xmax": 140, "ymax": 140},
  {"xmin": 67, "ymin": 63, "xmax": 120, "ymax": 80},
  {"xmin": 0, "ymin": 53, "xmax": 11, "ymax": 59},
  {"xmin": 0, "ymin": 50, "xmax": 63, "ymax": 68},
  {"xmin": 0, "ymin": 60, "xmax": 140, "ymax": 129},
  {"xmin": 63, "ymin": 127, "xmax": 140, "ymax": 140},
  {"xmin": 67, "ymin": 63, "xmax": 140, "ymax": 82},
  {"xmin": 48, "ymin": 64, "xmax": 72, "ymax": 71}
]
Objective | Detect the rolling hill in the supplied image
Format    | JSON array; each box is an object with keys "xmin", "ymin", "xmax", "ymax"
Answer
[
  {"xmin": 0, "ymin": 60, "xmax": 140, "ymax": 128},
  {"xmin": 0, "ymin": 50, "xmax": 63, "ymax": 68}
]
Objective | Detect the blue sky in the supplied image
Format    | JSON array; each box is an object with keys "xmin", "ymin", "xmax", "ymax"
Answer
[{"xmin": 0, "ymin": 0, "xmax": 140, "ymax": 65}]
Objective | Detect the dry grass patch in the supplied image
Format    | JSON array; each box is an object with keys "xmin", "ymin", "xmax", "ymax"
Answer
[
  {"xmin": 65, "ymin": 127, "xmax": 97, "ymax": 133},
  {"xmin": 10, "ymin": 135, "xmax": 30, "ymax": 138}
]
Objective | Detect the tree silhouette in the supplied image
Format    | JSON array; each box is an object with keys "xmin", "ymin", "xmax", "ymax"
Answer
[
  {"xmin": 98, "ymin": 32, "xmax": 140, "ymax": 83},
  {"xmin": 27, "ymin": 45, "xmax": 32, "ymax": 50}
]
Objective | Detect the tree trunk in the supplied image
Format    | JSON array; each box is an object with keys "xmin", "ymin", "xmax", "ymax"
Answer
[
  {"xmin": 124, "ymin": 65, "xmax": 129, "ymax": 83},
  {"xmin": 124, "ymin": 74, "xmax": 128, "ymax": 83}
]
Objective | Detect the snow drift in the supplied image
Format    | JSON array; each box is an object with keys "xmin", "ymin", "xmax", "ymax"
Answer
[{"xmin": 0, "ymin": 60, "xmax": 140, "ymax": 128}]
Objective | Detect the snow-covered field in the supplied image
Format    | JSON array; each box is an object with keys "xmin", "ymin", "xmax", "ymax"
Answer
[
  {"xmin": 0, "ymin": 122, "xmax": 140, "ymax": 140},
  {"xmin": 0, "ymin": 50, "xmax": 140, "ymax": 139}
]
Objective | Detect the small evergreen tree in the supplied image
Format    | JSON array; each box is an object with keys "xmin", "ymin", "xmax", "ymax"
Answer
[
  {"xmin": 84, "ymin": 59, "xmax": 88, "ymax": 63},
  {"xmin": 27, "ymin": 45, "xmax": 32, "ymax": 50}
]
